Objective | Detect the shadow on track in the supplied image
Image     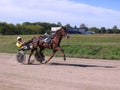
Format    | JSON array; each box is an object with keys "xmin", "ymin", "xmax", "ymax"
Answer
[{"xmin": 50, "ymin": 62, "xmax": 116, "ymax": 68}]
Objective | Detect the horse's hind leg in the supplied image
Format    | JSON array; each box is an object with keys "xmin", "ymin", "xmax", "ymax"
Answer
[
  {"xmin": 28, "ymin": 49, "xmax": 35, "ymax": 64},
  {"xmin": 39, "ymin": 48, "xmax": 45, "ymax": 62}
]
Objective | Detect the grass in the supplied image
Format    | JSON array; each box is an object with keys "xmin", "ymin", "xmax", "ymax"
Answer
[
  {"xmin": 0, "ymin": 34, "xmax": 120, "ymax": 60},
  {"xmin": 61, "ymin": 34, "xmax": 120, "ymax": 60}
]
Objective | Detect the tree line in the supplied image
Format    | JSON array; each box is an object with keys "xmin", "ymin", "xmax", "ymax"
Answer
[
  {"xmin": 89, "ymin": 26, "xmax": 120, "ymax": 34},
  {"xmin": 0, "ymin": 21, "xmax": 120, "ymax": 35},
  {"xmin": 66, "ymin": 23, "xmax": 120, "ymax": 34},
  {"xmin": 0, "ymin": 22, "xmax": 58, "ymax": 35}
]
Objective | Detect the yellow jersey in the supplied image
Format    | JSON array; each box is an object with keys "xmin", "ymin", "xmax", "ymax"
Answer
[{"xmin": 16, "ymin": 42, "xmax": 23, "ymax": 48}]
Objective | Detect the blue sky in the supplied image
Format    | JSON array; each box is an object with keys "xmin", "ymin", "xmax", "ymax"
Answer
[
  {"xmin": 0, "ymin": 0, "xmax": 120, "ymax": 28},
  {"xmin": 73, "ymin": 0, "xmax": 120, "ymax": 10}
]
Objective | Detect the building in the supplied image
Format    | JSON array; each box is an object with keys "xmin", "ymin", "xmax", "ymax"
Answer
[
  {"xmin": 51, "ymin": 27, "xmax": 95, "ymax": 34},
  {"xmin": 67, "ymin": 27, "xmax": 95, "ymax": 34}
]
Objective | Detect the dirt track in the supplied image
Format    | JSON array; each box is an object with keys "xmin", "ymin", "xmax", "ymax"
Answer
[{"xmin": 0, "ymin": 53, "xmax": 120, "ymax": 90}]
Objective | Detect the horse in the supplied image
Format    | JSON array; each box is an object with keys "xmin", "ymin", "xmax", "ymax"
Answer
[{"xmin": 27, "ymin": 26, "xmax": 69, "ymax": 64}]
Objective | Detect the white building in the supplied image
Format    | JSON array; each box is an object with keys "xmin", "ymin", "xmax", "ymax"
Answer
[{"xmin": 51, "ymin": 27, "xmax": 61, "ymax": 32}]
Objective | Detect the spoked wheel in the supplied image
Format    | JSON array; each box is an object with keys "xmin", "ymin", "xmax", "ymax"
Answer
[
  {"xmin": 16, "ymin": 50, "xmax": 26, "ymax": 64},
  {"xmin": 34, "ymin": 51, "xmax": 45, "ymax": 63}
]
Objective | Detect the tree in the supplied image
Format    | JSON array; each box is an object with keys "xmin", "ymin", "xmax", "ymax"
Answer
[
  {"xmin": 101, "ymin": 27, "xmax": 106, "ymax": 34},
  {"xmin": 112, "ymin": 25, "xmax": 119, "ymax": 33},
  {"xmin": 80, "ymin": 23, "xmax": 88, "ymax": 31},
  {"xmin": 89, "ymin": 27, "xmax": 100, "ymax": 33},
  {"xmin": 65, "ymin": 24, "xmax": 72, "ymax": 28},
  {"xmin": 74, "ymin": 25, "xmax": 77, "ymax": 29},
  {"xmin": 15, "ymin": 24, "xmax": 22, "ymax": 34},
  {"xmin": 0, "ymin": 21, "xmax": 58, "ymax": 35},
  {"xmin": 0, "ymin": 22, "xmax": 15, "ymax": 35},
  {"xmin": 107, "ymin": 29, "xmax": 113, "ymax": 34},
  {"xmin": 57, "ymin": 22, "xmax": 62, "ymax": 27}
]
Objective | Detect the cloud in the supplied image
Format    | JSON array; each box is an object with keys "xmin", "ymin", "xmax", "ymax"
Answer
[{"xmin": 0, "ymin": 0, "xmax": 120, "ymax": 28}]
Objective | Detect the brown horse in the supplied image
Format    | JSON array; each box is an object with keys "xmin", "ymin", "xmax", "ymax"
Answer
[{"xmin": 27, "ymin": 26, "xmax": 69, "ymax": 64}]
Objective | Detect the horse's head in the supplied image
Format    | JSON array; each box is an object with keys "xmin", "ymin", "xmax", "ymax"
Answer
[{"xmin": 60, "ymin": 26, "xmax": 69, "ymax": 39}]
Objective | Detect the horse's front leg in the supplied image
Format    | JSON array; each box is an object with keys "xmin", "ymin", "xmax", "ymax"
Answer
[
  {"xmin": 44, "ymin": 50, "xmax": 57, "ymax": 64},
  {"xmin": 61, "ymin": 48, "xmax": 66, "ymax": 61},
  {"xmin": 28, "ymin": 49, "xmax": 35, "ymax": 64},
  {"xmin": 55, "ymin": 47, "xmax": 66, "ymax": 61}
]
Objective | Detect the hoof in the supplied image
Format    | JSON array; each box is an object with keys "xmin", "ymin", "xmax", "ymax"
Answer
[
  {"xmin": 42, "ymin": 61, "xmax": 47, "ymax": 64},
  {"xmin": 28, "ymin": 62, "xmax": 32, "ymax": 65},
  {"xmin": 28, "ymin": 60, "xmax": 34, "ymax": 64},
  {"xmin": 64, "ymin": 58, "xmax": 66, "ymax": 61}
]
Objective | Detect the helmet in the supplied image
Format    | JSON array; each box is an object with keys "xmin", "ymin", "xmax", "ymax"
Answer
[{"xmin": 17, "ymin": 36, "xmax": 21, "ymax": 40}]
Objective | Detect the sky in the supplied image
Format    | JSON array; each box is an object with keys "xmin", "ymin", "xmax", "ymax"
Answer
[{"xmin": 0, "ymin": 0, "xmax": 120, "ymax": 28}]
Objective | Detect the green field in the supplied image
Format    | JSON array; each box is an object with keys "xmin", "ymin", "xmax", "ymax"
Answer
[{"xmin": 0, "ymin": 34, "xmax": 120, "ymax": 60}]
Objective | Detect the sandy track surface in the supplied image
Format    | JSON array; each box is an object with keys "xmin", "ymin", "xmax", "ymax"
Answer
[{"xmin": 0, "ymin": 53, "xmax": 120, "ymax": 90}]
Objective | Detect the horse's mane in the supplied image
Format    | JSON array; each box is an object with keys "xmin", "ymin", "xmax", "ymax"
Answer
[
  {"xmin": 56, "ymin": 27, "xmax": 62, "ymax": 33},
  {"xmin": 54, "ymin": 27, "xmax": 63, "ymax": 36}
]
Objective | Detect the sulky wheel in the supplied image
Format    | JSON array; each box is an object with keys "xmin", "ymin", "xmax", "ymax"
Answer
[
  {"xmin": 16, "ymin": 50, "xmax": 26, "ymax": 64},
  {"xmin": 34, "ymin": 51, "xmax": 45, "ymax": 63}
]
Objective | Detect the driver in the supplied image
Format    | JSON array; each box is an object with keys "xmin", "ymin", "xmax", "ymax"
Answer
[
  {"xmin": 16, "ymin": 36, "xmax": 33, "ymax": 50},
  {"xmin": 16, "ymin": 36, "xmax": 24, "ymax": 48}
]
